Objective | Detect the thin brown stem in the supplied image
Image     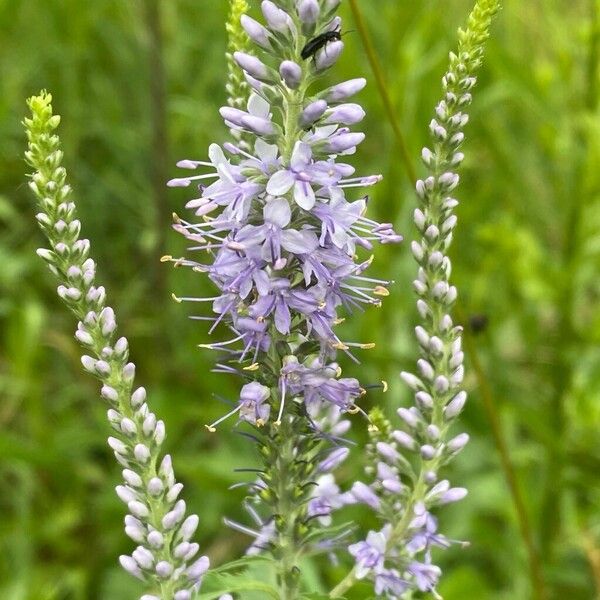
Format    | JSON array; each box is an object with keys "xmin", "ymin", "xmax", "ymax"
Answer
[{"xmin": 347, "ymin": 0, "xmax": 416, "ymax": 184}]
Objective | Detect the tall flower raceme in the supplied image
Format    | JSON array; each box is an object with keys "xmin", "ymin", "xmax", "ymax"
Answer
[
  {"xmin": 166, "ymin": 0, "xmax": 401, "ymax": 597},
  {"xmin": 24, "ymin": 93, "xmax": 210, "ymax": 600},
  {"xmin": 330, "ymin": 1, "xmax": 500, "ymax": 598}
]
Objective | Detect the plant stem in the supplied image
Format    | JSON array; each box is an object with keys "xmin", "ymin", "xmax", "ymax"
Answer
[
  {"xmin": 347, "ymin": 0, "xmax": 416, "ymax": 185},
  {"xmin": 270, "ymin": 416, "xmax": 302, "ymax": 600}
]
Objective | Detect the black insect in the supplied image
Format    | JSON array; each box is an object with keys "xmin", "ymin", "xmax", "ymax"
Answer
[{"xmin": 301, "ymin": 26, "xmax": 342, "ymax": 61}]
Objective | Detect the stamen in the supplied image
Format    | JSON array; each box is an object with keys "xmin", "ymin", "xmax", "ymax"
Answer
[{"xmin": 205, "ymin": 404, "xmax": 242, "ymax": 432}]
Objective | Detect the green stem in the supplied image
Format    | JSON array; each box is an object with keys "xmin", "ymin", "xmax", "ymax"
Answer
[{"xmin": 270, "ymin": 417, "xmax": 302, "ymax": 600}]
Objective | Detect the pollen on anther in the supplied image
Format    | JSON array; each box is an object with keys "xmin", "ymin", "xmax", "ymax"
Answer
[
  {"xmin": 171, "ymin": 293, "xmax": 182, "ymax": 303},
  {"xmin": 243, "ymin": 363, "xmax": 260, "ymax": 371},
  {"xmin": 382, "ymin": 380, "xmax": 389, "ymax": 392},
  {"xmin": 205, "ymin": 424, "xmax": 216, "ymax": 433},
  {"xmin": 160, "ymin": 254, "xmax": 173, "ymax": 262}
]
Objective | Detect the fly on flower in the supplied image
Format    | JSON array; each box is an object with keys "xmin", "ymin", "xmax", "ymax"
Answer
[{"xmin": 301, "ymin": 24, "xmax": 342, "ymax": 60}]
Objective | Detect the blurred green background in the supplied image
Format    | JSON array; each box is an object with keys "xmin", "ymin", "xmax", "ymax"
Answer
[{"xmin": 1, "ymin": 0, "xmax": 599, "ymax": 598}]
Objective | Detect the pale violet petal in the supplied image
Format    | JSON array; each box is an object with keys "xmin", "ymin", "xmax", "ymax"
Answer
[
  {"xmin": 264, "ymin": 197, "xmax": 291, "ymax": 228},
  {"xmin": 267, "ymin": 170, "xmax": 295, "ymax": 195},
  {"xmin": 293, "ymin": 180, "xmax": 315, "ymax": 210},
  {"xmin": 248, "ymin": 92, "xmax": 271, "ymax": 118},
  {"xmin": 290, "ymin": 141, "xmax": 312, "ymax": 170}
]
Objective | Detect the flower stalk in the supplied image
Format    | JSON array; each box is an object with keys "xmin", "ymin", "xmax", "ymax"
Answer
[
  {"xmin": 331, "ymin": 1, "xmax": 500, "ymax": 597},
  {"xmin": 24, "ymin": 92, "xmax": 208, "ymax": 600},
  {"xmin": 168, "ymin": 0, "xmax": 400, "ymax": 594}
]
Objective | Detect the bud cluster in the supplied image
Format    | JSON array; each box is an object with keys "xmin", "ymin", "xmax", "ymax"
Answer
[
  {"xmin": 330, "ymin": 1, "xmax": 500, "ymax": 598},
  {"xmin": 25, "ymin": 92, "xmax": 208, "ymax": 600}
]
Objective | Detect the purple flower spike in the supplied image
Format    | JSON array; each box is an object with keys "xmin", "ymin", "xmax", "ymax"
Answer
[{"xmin": 168, "ymin": 0, "xmax": 403, "ymax": 578}]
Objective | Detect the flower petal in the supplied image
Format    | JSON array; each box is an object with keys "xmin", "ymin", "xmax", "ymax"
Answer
[
  {"xmin": 290, "ymin": 141, "xmax": 312, "ymax": 170},
  {"xmin": 266, "ymin": 170, "xmax": 295, "ymax": 196},
  {"xmin": 293, "ymin": 180, "xmax": 315, "ymax": 210},
  {"xmin": 264, "ymin": 197, "xmax": 291, "ymax": 227},
  {"xmin": 281, "ymin": 229, "xmax": 318, "ymax": 254}
]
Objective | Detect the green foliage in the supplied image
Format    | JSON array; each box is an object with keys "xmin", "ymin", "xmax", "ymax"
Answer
[{"xmin": 0, "ymin": 0, "xmax": 599, "ymax": 599}]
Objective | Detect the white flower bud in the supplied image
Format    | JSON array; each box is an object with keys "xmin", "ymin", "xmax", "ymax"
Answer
[
  {"xmin": 128, "ymin": 500, "xmax": 150, "ymax": 519},
  {"xmin": 147, "ymin": 531, "xmax": 164, "ymax": 548},
  {"xmin": 131, "ymin": 387, "xmax": 147, "ymax": 408},
  {"xmin": 123, "ymin": 469, "xmax": 142, "ymax": 487},
  {"xmin": 134, "ymin": 444, "xmax": 151, "ymax": 463},
  {"xmin": 147, "ymin": 477, "xmax": 164, "ymax": 497}
]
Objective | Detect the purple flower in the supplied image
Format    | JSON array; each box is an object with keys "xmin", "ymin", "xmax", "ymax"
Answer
[
  {"xmin": 308, "ymin": 474, "xmax": 345, "ymax": 526},
  {"xmin": 239, "ymin": 382, "xmax": 271, "ymax": 425},
  {"xmin": 266, "ymin": 141, "xmax": 321, "ymax": 210},
  {"xmin": 407, "ymin": 560, "xmax": 442, "ymax": 593},
  {"xmin": 348, "ymin": 527, "xmax": 390, "ymax": 579},
  {"xmin": 374, "ymin": 569, "xmax": 409, "ymax": 598}
]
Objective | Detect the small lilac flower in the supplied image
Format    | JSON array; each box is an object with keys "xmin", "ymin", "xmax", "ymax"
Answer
[
  {"xmin": 239, "ymin": 382, "xmax": 271, "ymax": 425},
  {"xmin": 323, "ymin": 78, "xmax": 367, "ymax": 103},
  {"xmin": 348, "ymin": 527, "xmax": 390, "ymax": 579},
  {"xmin": 266, "ymin": 141, "xmax": 320, "ymax": 210},
  {"xmin": 308, "ymin": 474, "xmax": 345, "ymax": 526},
  {"xmin": 374, "ymin": 569, "xmax": 409, "ymax": 598},
  {"xmin": 408, "ymin": 560, "xmax": 442, "ymax": 593}
]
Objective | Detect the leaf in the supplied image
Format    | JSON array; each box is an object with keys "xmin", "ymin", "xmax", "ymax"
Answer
[{"xmin": 197, "ymin": 559, "xmax": 279, "ymax": 599}]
